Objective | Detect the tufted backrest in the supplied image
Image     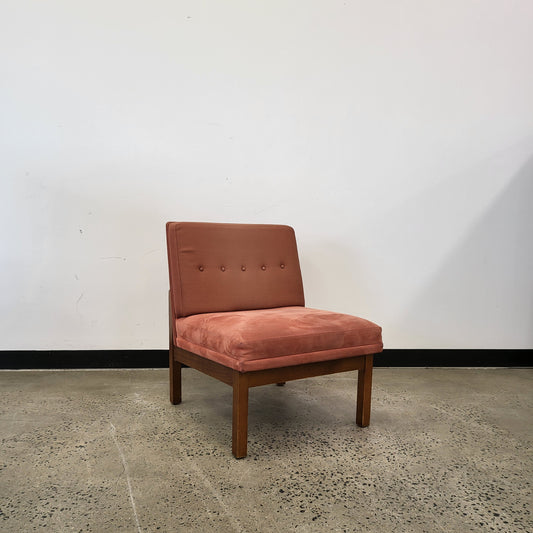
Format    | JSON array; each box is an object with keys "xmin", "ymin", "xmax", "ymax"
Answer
[{"xmin": 166, "ymin": 222, "xmax": 305, "ymax": 318}]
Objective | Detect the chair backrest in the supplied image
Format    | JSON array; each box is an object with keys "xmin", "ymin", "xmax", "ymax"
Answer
[{"xmin": 166, "ymin": 222, "xmax": 305, "ymax": 318}]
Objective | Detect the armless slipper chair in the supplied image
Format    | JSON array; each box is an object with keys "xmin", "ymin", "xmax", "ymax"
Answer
[{"xmin": 166, "ymin": 222, "xmax": 383, "ymax": 458}]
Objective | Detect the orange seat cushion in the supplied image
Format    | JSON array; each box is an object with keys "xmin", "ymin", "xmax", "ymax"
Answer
[{"xmin": 175, "ymin": 306, "xmax": 383, "ymax": 372}]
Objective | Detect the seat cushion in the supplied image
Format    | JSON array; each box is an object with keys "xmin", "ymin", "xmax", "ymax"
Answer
[{"xmin": 175, "ymin": 306, "xmax": 383, "ymax": 372}]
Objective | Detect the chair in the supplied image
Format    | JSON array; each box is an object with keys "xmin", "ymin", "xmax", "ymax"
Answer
[{"xmin": 166, "ymin": 222, "xmax": 382, "ymax": 458}]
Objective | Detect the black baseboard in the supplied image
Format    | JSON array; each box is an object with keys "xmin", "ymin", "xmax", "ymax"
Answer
[
  {"xmin": 378, "ymin": 349, "xmax": 531, "ymax": 367},
  {"xmin": 0, "ymin": 349, "xmax": 530, "ymax": 370},
  {"xmin": 0, "ymin": 350, "xmax": 168, "ymax": 370}
]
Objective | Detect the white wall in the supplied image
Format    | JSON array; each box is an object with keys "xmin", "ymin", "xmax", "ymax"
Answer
[{"xmin": 1, "ymin": 1, "xmax": 532, "ymax": 350}]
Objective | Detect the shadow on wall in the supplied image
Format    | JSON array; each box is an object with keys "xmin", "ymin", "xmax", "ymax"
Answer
[{"xmin": 395, "ymin": 155, "xmax": 533, "ymax": 348}]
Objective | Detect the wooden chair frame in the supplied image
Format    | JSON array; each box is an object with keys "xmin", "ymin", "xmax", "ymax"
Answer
[{"xmin": 169, "ymin": 296, "xmax": 374, "ymax": 458}]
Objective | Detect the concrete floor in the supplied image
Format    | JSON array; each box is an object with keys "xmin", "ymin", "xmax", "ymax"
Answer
[{"xmin": 0, "ymin": 368, "xmax": 531, "ymax": 533}]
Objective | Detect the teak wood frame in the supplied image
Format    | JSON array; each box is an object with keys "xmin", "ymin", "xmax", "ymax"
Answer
[{"xmin": 169, "ymin": 298, "xmax": 374, "ymax": 458}]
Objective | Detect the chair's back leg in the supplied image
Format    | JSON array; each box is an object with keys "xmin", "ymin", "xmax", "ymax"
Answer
[
  {"xmin": 356, "ymin": 354, "xmax": 373, "ymax": 427},
  {"xmin": 169, "ymin": 292, "xmax": 182, "ymax": 405},
  {"xmin": 170, "ymin": 353, "xmax": 182, "ymax": 405},
  {"xmin": 232, "ymin": 372, "xmax": 249, "ymax": 458}
]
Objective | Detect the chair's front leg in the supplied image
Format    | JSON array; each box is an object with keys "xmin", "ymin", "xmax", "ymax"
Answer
[
  {"xmin": 356, "ymin": 354, "xmax": 373, "ymax": 427},
  {"xmin": 232, "ymin": 372, "xmax": 249, "ymax": 458}
]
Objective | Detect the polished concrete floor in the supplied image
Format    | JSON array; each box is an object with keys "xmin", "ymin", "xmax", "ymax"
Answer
[{"xmin": 0, "ymin": 368, "xmax": 531, "ymax": 532}]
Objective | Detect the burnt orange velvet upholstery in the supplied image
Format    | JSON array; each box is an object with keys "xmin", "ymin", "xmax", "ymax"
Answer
[
  {"xmin": 166, "ymin": 222, "xmax": 304, "ymax": 317},
  {"xmin": 175, "ymin": 306, "xmax": 382, "ymax": 372},
  {"xmin": 166, "ymin": 221, "xmax": 382, "ymax": 458}
]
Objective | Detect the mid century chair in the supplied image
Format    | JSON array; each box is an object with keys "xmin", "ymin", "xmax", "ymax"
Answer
[{"xmin": 166, "ymin": 222, "xmax": 382, "ymax": 458}]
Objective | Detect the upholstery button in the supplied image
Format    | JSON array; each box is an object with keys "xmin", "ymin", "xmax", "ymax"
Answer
[
  {"xmin": 261, "ymin": 265, "xmax": 266, "ymax": 271},
  {"xmin": 198, "ymin": 266, "xmax": 204, "ymax": 272},
  {"xmin": 280, "ymin": 263, "xmax": 285, "ymax": 269},
  {"xmin": 241, "ymin": 266, "xmax": 246, "ymax": 271},
  {"xmin": 220, "ymin": 266, "xmax": 226, "ymax": 272}
]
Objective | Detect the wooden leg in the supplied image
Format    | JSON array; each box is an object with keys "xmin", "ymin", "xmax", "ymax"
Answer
[
  {"xmin": 169, "ymin": 350, "xmax": 182, "ymax": 405},
  {"xmin": 232, "ymin": 372, "xmax": 249, "ymax": 459},
  {"xmin": 356, "ymin": 354, "xmax": 373, "ymax": 427},
  {"xmin": 169, "ymin": 292, "xmax": 181, "ymax": 405}
]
